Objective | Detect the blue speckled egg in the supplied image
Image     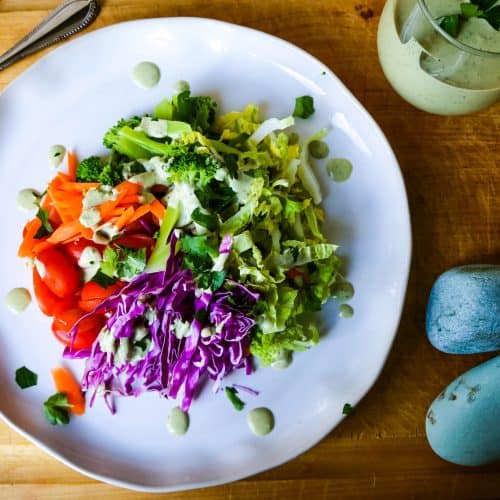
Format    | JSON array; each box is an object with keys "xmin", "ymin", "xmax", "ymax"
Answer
[
  {"xmin": 426, "ymin": 265, "xmax": 500, "ymax": 354},
  {"xmin": 426, "ymin": 356, "xmax": 500, "ymax": 466}
]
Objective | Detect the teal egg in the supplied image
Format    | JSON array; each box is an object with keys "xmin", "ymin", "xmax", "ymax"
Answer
[
  {"xmin": 426, "ymin": 356, "xmax": 500, "ymax": 466},
  {"xmin": 426, "ymin": 265, "xmax": 500, "ymax": 354}
]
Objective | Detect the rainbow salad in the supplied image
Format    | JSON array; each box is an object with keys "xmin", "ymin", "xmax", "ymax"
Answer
[{"xmin": 18, "ymin": 87, "xmax": 342, "ymax": 414}]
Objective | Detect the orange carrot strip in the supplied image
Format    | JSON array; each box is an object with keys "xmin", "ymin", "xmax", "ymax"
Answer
[
  {"xmin": 31, "ymin": 240, "xmax": 54, "ymax": 256},
  {"xmin": 67, "ymin": 151, "xmax": 78, "ymax": 181},
  {"xmin": 47, "ymin": 220, "xmax": 86, "ymax": 244},
  {"xmin": 59, "ymin": 182, "xmax": 100, "ymax": 192},
  {"xmin": 114, "ymin": 206, "xmax": 135, "ymax": 231},
  {"xmin": 51, "ymin": 367, "xmax": 85, "ymax": 416},
  {"xmin": 117, "ymin": 194, "xmax": 140, "ymax": 206},
  {"xmin": 128, "ymin": 203, "xmax": 152, "ymax": 224},
  {"xmin": 99, "ymin": 199, "xmax": 121, "ymax": 220},
  {"xmin": 149, "ymin": 199, "xmax": 165, "ymax": 223},
  {"xmin": 18, "ymin": 218, "xmax": 42, "ymax": 257},
  {"xmin": 115, "ymin": 181, "xmax": 141, "ymax": 195}
]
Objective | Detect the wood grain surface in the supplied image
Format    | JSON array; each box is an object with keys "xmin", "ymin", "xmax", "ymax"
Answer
[{"xmin": 1, "ymin": 1, "xmax": 499, "ymax": 498}]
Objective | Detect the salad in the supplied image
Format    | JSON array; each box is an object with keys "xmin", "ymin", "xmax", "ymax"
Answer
[{"xmin": 17, "ymin": 87, "xmax": 343, "ymax": 416}]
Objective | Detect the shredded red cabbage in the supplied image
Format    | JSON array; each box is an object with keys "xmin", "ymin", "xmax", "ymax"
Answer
[{"xmin": 66, "ymin": 231, "xmax": 259, "ymax": 412}]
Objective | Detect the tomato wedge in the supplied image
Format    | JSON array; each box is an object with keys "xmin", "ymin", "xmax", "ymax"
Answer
[
  {"xmin": 78, "ymin": 281, "xmax": 124, "ymax": 313},
  {"xmin": 32, "ymin": 268, "xmax": 76, "ymax": 316},
  {"xmin": 36, "ymin": 247, "xmax": 81, "ymax": 298},
  {"xmin": 51, "ymin": 308, "xmax": 105, "ymax": 351}
]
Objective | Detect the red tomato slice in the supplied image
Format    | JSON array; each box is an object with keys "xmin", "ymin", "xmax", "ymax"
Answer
[
  {"xmin": 65, "ymin": 239, "xmax": 102, "ymax": 263},
  {"xmin": 51, "ymin": 308, "xmax": 105, "ymax": 351},
  {"xmin": 78, "ymin": 281, "xmax": 124, "ymax": 312},
  {"xmin": 32, "ymin": 268, "xmax": 76, "ymax": 316},
  {"xmin": 36, "ymin": 247, "xmax": 81, "ymax": 298}
]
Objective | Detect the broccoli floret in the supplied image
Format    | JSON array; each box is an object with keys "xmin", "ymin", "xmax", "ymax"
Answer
[
  {"xmin": 75, "ymin": 153, "xmax": 124, "ymax": 186},
  {"xmin": 165, "ymin": 151, "xmax": 222, "ymax": 187},
  {"xmin": 172, "ymin": 91, "xmax": 216, "ymax": 134},
  {"xmin": 76, "ymin": 156, "xmax": 103, "ymax": 183},
  {"xmin": 99, "ymin": 162, "xmax": 123, "ymax": 186},
  {"xmin": 103, "ymin": 122, "xmax": 183, "ymax": 160}
]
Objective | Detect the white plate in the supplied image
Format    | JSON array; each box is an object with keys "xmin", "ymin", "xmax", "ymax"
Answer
[{"xmin": 0, "ymin": 18, "xmax": 411, "ymax": 492}]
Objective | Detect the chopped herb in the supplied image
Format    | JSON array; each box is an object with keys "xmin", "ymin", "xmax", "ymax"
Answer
[
  {"xmin": 342, "ymin": 403, "xmax": 355, "ymax": 416},
  {"xmin": 191, "ymin": 208, "xmax": 218, "ymax": 231},
  {"xmin": 197, "ymin": 270, "xmax": 227, "ymax": 291},
  {"xmin": 461, "ymin": 2, "xmax": 481, "ymax": 17},
  {"xmin": 480, "ymin": 5, "xmax": 500, "ymax": 30},
  {"xmin": 439, "ymin": 1, "xmax": 500, "ymax": 37},
  {"xmin": 100, "ymin": 247, "xmax": 118, "ymax": 277},
  {"xmin": 473, "ymin": 0, "xmax": 496, "ymax": 11},
  {"xmin": 194, "ymin": 309, "xmax": 209, "ymax": 323},
  {"xmin": 53, "ymin": 152, "xmax": 61, "ymax": 157},
  {"xmin": 223, "ymin": 153, "xmax": 239, "ymax": 178},
  {"xmin": 95, "ymin": 245, "xmax": 146, "ymax": 282},
  {"xmin": 15, "ymin": 366, "xmax": 38, "ymax": 389},
  {"xmin": 210, "ymin": 270, "xmax": 226, "ymax": 291},
  {"xmin": 34, "ymin": 208, "xmax": 54, "ymax": 239},
  {"xmin": 43, "ymin": 392, "xmax": 71, "ymax": 425},
  {"xmin": 91, "ymin": 269, "xmax": 117, "ymax": 287},
  {"xmin": 116, "ymin": 246, "xmax": 147, "ymax": 280},
  {"xmin": 195, "ymin": 180, "xmax": 236, "ymax": 212},
  {"xmin": 293, "ymin": 95, "xmax": 315, "ymax": 119},
  {"xmin": 252, "ymin": 301, "xmax": 268, "ymax": 315},
  {"xmin": 440, "ymin": 14, "xmax": 460, "ymax": 37},
  {"xmin": 225, "ymin": 387, "xmax": 245, "ymax": 411},
  {"xmin": 180, "ymin": 234, "xmax": 218, "ymax": 272}
]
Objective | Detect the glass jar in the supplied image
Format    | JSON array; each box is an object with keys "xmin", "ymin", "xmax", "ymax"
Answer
[{"xmin": 377, "ymin": 0, "xmax": 500, "ymax": 115}]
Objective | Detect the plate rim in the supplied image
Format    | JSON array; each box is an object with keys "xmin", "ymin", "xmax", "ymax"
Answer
[{"xmin": 0, "ymin": 16, "xmax": 412, "ymax": 492}]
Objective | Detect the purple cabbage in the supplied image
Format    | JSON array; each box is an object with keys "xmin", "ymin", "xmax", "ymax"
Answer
[{"xmin": 67, "ymin": 231, "xmax": 259, "ymax": 412}]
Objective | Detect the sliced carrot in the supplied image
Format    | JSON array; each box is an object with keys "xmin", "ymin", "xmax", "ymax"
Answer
[
  {"xmin": 51, "ymin": 367, "xmax": 85, "ymax": 416},
  {"xmin": 118, "ymin": 194, "xmax": 141, "ymax": 206},
  {"xmin": 31, "ymin": 240, "xmax": 54, "ymax": 256},
  {"xmin": 59, "ymin": 181, "xmax": 100, "ymax": 192},
  {"xmin": 18, "ymin": 218, "xmax": 42, "ymax": 257},
  {"xmin": 67, "ymin": 151, "xmax": 78, "ymax": 181},
  {"xmin": 114, "ymin": 206, "xmax": 135, "ymax": 230},
  {"xmin": 47, "ymin": 220, "xmax": 87, "ymax": 244},
  {"xmin": 128, "ymin": 203, "xmax": 152, "ymax": 224},
  {"xmin": 116, "ymin": 181, "xmax": 141, "ymax": 196},
  {"xmin": 149, "ymin": 199, "xmax": 165, "ymax": 223}
]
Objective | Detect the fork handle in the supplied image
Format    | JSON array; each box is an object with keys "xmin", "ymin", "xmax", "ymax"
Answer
[{"xmin": 0, "ymin": 0, "xmax": 100, "ymax": 71}]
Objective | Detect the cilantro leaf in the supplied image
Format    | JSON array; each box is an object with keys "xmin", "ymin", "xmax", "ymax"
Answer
[
  {"xmin": 15, "ymin": 366, "xmax": 38, "ymax": 389},
  {"xmin": 194, "ymin": 309, "xmax": 209, "ymax": 323},
  {"xmin": 91, "ymin": 269, "xmax": 117, "ymax": 287},
  {"xmin": 480, "ymin": 5, "xmax": 500, "ymax": 30},
  {"xmin": 99, "ymin": 247, "xmax": 118, "ymax": 277},
  {"xmin": 342, "ymin": 403, "xmax": 355, "ymax": 416},
  {"xmin": 43, "ymin": 392, "xmax": 71, "ymax": 425},
  {"xmin": 197, "ymin": 270, "xmax": 227, "ymax": 291},
  {"xmin": 191, "ymin": 208, "xmax": 218, "ymax": 231},
  {"xmin": 180, "ymin": 234, "xmax": 219, "ymax": 272},
  {"xmin": 293, "ymin": 96, "xmax": 315, "ymax": 119},
  {"xmin": 34, "ymin": 208, "xmax": 53, "ymax": 239},
  {"xmin": 440, "ymin": 14, "xmax": 460, "ymax": 37},
  {"xmin": 116, "ymin": 246, "xmax": 147, "ymax": 280},
  {"xmin": 471, "ymin": 0, "xmax": 496, "ymax": 10},
  {"xmin": 225, "ymin": 387, "xmax": 245, "ymax": 411},
  {"xmin": 209, "ymin": 270, "xmax": 226, "ymax": 291},
  {"xmin": 461, "ymin": 2, "xmax": 481, "ymax": 18},
  {"xmin": 195, "ymin": 180, "xmax": 236, "ymax": 212}
]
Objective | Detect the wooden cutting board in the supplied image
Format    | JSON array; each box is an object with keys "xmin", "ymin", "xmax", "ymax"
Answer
[{"xmin": 1, "ymin": 1, "xmax": 499, "ymax": 498}]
